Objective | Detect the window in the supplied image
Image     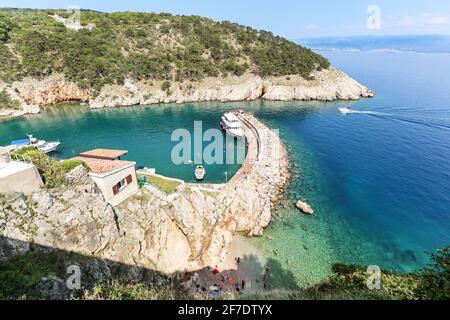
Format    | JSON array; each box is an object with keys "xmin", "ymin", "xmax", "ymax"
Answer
[
  {"xmin": 112, "ymin": 175, "xmax": 133, "ymax": 195},
  {"xmin": 118, "ymin": 178, "xmax": 127, "ymax": 190}
]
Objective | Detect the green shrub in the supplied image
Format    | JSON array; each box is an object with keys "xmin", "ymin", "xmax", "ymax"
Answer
[
  {"xmin": 12, "ymin": 147, "xmax": 67, "ymax": 188},
  {"xmin": 0, "ymin": 89, "xmax": 20, "ymax": 110},
  {"xmin": 415, "ymin": 246, "xmax": 450, "ymax": 300},
  {"xmin": 81, "ymin": 281, "xmax": 178, "ymax": 300},
  {"xmin": 161, "ymin": 80, "xmax": 171, "ymax": 93},
  {"xmin": 10, "ymin": 99, "xmax": 21, "ymax": 110},
  {"xmin": 0, "ymin": 251, "xmax": 61, "ymax": 300},
  {"xmin": 59, "ymin": 159, "xmax": 90, "ymax": 173},
  {"xmin": 0, "ymin": 13, "xmax": 13, "ymax": 43},
  {"xmin": 0, "ymin": 8, "xmax": 330, "ymax": 89},
  {"xmin": 307, "ymin": 263, "xmax": 420, "ymax": 300},
  {"xmin": 0, "ymin": 90, "xmax": 10, "ymax": 109}
]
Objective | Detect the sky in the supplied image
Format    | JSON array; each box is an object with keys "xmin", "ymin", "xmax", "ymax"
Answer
[{"xmin": 1, "ymin": 0, "xmax": 450, "ymax": 38}]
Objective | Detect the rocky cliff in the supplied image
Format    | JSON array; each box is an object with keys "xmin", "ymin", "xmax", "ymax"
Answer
[
  {"xmin": 0, "ymin": 114, "xmax": 289, "ymax": 276},
  {"xmin": 0, "ymin": 68, "xmax": 373, "ymax": 119}
]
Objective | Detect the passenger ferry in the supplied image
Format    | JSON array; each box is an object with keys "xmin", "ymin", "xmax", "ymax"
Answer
[{"xmin": 220, "ymin": 112, "xmax": 245, "ymax": 138}]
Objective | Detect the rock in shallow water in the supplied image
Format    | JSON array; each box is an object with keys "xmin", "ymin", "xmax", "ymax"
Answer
[{"xmin": 296, "ymin": 201, "xmax": 314, "ymax": 215}]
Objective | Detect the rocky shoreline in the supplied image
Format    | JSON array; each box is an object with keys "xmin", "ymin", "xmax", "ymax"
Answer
[
  {"xmin": 0, "ymin": 68, "xmax": 374, "ymax": 119},
  {"xmin": 0, "ymin": 113, "xmax": 289, "ymax": 281}
]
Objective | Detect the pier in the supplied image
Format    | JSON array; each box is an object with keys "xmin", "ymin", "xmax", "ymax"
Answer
[
  {"xmin": 139, "ymin": 112, "xmax": 290, "ymax": 237},
  {"xmin": 142, "ymin": 112, "xmax": 287, "ymax": 199}
]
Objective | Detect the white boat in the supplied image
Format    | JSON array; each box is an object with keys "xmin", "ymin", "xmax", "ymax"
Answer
[
  {"xmin": 10, "ymin": 134, "xmax": 60, "ymax": 154},
  {"xmin": 195, "ymin": 166, "xmax": 206, "ymax": 181},
  {"xmin": 339, "ymin": 107, "xmax": 353, "ymax": 115},
  {"xmin": 220, "ymin": 112, "xmax": 245, "ymax": 138}
]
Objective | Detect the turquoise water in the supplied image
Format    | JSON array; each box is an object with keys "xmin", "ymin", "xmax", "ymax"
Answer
[
  {"xmin": 0, "ymin": 104, "xmax": 243, "ymax": 183},
  {"xmin": 1, "ymin": 51, "xmax": 450, "ymax": 287}
]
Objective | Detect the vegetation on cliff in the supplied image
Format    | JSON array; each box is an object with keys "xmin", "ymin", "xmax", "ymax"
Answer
[
  {"xmin": 0, "ymin": 244, "xmax": 448, "ymax": 300},
  {"xmin": 11, "ymin": 147, "xmax": 89, "ymax": 188},
  {"xmin": 0, "ymin": 90, "xmax": 20, "ymax": 109},
  {"xmin": 0, "ymin": 8, "xmax": 329, "ymax": 93}
]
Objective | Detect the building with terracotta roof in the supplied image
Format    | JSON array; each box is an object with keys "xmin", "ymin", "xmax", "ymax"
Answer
[
  {"xmin": 74, "ymin": 149, "xmax": 138, "ymax": 206},
  {"xmin": 78, "ymin": 149, "xmax": 128, "ymax": 160}
]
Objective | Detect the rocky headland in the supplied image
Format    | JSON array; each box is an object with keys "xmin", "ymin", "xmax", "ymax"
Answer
[{"xmin": 0, "ymin": 68, "xmax": 373, "ymax": 119}]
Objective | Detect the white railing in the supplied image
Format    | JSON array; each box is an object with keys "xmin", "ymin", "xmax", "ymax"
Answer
[{"xmin": 8, "ymin": 152, "xmax": 33, "ymax": 165}]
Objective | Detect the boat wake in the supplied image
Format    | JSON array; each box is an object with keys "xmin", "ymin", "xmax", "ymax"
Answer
[
  {"xmin": 339, "ymin": 108, "xmax": 450, "ymax": 130},
  {"xmin": 375, "ymin": 114, "xmax": 450, "ymax": 130},
  {"xmin": 339, "ymin": 107, "xmax": 388, "ymax": 116},
  {"xmin": 348, "ymin": 110, "xmax": 388, "ymax": 116}
]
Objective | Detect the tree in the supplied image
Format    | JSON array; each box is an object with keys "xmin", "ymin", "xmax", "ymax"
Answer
[
  {"xmin": 161, "ymin": 80, "xmax": 171, "ymax": 93},
  {"xmin": 416, "ymin": 246, "xmax": 450, "ymax": 300},
  {"xmin": 0, "ymin": 14, "xmax": 13, "ymax": 43},
  {"xmin": 0, "ymin": 8, "xmax": 331, "ymax": 87},
  {"xmin": 0, "ymin": 90, "xmax": 20, "ymax": 110}
]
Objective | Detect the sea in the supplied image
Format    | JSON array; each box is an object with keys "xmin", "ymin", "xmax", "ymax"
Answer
[{"xmin": 1, "ymin": 50, "xmax": 449, "ymax": 288}]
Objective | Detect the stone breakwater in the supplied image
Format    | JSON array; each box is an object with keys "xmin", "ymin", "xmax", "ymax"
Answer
[
  {"xmin": 0, "ymin": 114, "xmax": 289, "ymax": 276},
  {"xmin": 0, "ymin": 68, "xmax": 374, "ymax": 119}
]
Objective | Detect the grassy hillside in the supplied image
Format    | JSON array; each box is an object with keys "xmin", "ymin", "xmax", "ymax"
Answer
[{"xmin": 0, "ymin": 8, "xmax": 329, "ymax": 93}]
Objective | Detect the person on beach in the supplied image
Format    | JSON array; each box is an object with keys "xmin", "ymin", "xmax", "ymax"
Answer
[{"xmin": 263, "ymin": 264, "xmax": 271, "ymax": 290}]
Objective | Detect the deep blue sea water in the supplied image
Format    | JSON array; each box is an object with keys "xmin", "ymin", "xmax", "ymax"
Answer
[
  {"xmin": 1, "ymin": 51, "xmax": 449, "ymax": 286},
  {"xmin": 249, "ymin": 51, "xmax": 450, "ymax": 286}
]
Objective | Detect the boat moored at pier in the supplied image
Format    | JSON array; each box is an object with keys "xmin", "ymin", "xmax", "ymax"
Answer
[
  {"xmin": 9, "ymin": 134, "xmax": 61, "ymax": 154},
  {"xmin": 220, "ymin": 112, "xmax": 245, "ymax": 138}
]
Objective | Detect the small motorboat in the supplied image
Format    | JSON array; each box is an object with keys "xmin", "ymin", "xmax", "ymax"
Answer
[
  {"xmin": 195, "ymin": 166, "xmax": 206, "ymax": 181},
  {"xmin": 10, "ymin": 134, "xmax": 60, "ymax": 154},
  {"xmin": 339, "ymin": 107, "xmax": 353, "ymax": 115}
]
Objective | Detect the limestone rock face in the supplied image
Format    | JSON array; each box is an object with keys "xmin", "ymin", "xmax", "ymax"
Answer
[
  {"xmin": 65, "ymin": 165, "xmax": 90, "ymax": 185},
  {"xmin": 262, "ymin": 69, "xmax": 374, "ymax": 101},
  {"xmin": 2, "ymin": 69, "xmax": 373, "ymax": 119},
  {"xmin": 0, "ymin": 114, "xmax": 289, "ymax": 275},
  {"xmin": 13, "ymin": 74, "xmax": 91, "ymax": 107},
  {"xmin": 37, "ymin": 274, "xmax": 71, "ymax": 300}
]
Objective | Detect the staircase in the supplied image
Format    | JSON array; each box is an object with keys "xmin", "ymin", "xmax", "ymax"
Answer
[{"xmin": 143, "ymin": 183, "xmax": 180, "ymax": 202}]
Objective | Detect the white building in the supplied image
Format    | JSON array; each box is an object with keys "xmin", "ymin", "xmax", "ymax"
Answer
[
  {"xmin": 74, "ymin": 149, "xmax": 139, "ymax": 206},
  {"xmin": 0, "ymin": 148, "xmax": 43, "ymax": 195}
]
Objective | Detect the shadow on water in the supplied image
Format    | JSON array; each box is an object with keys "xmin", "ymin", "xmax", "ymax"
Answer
[{"xmin": 0, "ymin": 236, "xmax": 301, "ymax": 300}]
